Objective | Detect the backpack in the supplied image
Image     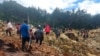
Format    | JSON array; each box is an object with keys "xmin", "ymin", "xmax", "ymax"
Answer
[{"xmin": 34, "ymin": 29, "xmax": 43, "ymax": 39}]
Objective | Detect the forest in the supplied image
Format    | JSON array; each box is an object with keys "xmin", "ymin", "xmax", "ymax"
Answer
[{"xmin": 0, "ymin": 0, "xmax": 100, "ymax": 29}]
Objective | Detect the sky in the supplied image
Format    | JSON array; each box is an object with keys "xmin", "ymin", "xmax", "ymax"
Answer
[{"xmin": 0, "ymin": 0, "xmax": 100, "ymax": 15}]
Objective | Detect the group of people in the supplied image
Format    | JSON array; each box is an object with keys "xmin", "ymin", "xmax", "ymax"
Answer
[
  {"xmin": 5, "ymin": 20, "xmax": 89, "ymax": 52},
  {"xmin": 79, "ymin": 29, "xmax": 89, "ymax": 40},
  {"xmin": 5, "ymin": 20, "xmax": 51, "ymax": 51}
]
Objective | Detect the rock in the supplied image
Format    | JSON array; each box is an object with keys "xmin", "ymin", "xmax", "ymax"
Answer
[
  {"xmin": 87, "ymin": 53, "xmax": 96, "ymax": 56},
  {"xmin": 65, "ymin": 33, "xmax": 79, "ymax": 41},
  {"xmin": 70, "ymin": 40, "xmax": 78, "ymax": 44},
  {"xmin": 59, "ymin": 33, "xmax": 70, "ymax": 40},
  {"xmin": 50, "ymin": 55, "xmax": 55, "ymax": 56},
  {"xmin": 58, "ymin": 54, "xmax": 64, "ymax": 56},
  {"xmin": 33, "ymin": 51, "xmax": 42, "ymax": 56},
  {"xmin": 62, "ymin": 45, "xmax": 72, "ymax": 49}
]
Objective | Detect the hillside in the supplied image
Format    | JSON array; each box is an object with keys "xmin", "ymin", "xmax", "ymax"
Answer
[{"xmin": 0, "ymin": 20, "xmax": 100, "ymax": 56}]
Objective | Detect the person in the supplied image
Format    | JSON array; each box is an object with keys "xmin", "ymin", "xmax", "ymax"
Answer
[
  {"xmin": 32, "ymin": 26, "xmax": 37, "ymax": 35},
  {"xmin": 83, "ymin": 30, "xmax": 89, "ymax": 40},
  {"xmin": 20, "ymin": 20, "xmax": 30, "ymax": 51},
  {"xmin": 29, "ymin": 26, "xmax": 36, "ymax": 40},
  {"xmin": 16, "ymin": 23, "xmax": 21, "ymax": 35},
  {"xmin": 6, "ymin": 20, "xmax": 13, "ymax": 36},
  {"xmin": 34, "ymin": 25, "xmax": 44, "ymax": 46},
  {"xmin": 54, "ymin": 28, "xmax": 60, "ymax": 39},
  {"xmin": 28, "ymin": 26, "xmax": 37, "ymax": 51},
  {"xmin": 28, "ymin": 29, "xmax": 34, "ymax": 50},
  {"xmin": 44, "ymin": 24, "xmax": 51, "ymax": 35}
]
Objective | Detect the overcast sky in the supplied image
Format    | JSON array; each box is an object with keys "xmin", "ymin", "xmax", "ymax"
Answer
[{"xmin": 0, "ymin": 0, "xmax": 100, "ymax": 15}]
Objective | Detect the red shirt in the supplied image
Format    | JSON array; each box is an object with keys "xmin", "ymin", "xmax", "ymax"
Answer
[{"xmin": 45, "ymin": 25, "xmax": 51, "ymax": 33}]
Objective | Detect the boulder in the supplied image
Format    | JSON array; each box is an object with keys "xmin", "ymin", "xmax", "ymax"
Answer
[{"xmin": 65, "ymin": 33, "xmax": 79, "ymax": 41}]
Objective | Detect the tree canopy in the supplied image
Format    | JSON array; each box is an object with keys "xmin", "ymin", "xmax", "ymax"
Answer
[{"xmin": 0, "ymin": 0, "xmax": 100, "ymax": 29}]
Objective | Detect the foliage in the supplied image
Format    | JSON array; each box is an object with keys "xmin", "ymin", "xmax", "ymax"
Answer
[{"xmin": 0, "ymin": 1, "xmax": 100, "ymax": 29}]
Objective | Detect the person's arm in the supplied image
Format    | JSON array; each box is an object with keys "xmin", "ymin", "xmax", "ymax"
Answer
[
  {"xmin": 41, "ymin": 31, "xmax": 44, "ymax": 40},
  {"xmin": 27, "ymin": 25, "xmax": 30, "ymax": 38},
  {"xmin": 19, "ymin": 25, "xmax": 22, "ymax": 39}
]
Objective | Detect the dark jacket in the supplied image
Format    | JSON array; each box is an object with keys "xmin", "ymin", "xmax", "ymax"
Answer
[{"xmin": 34, "ymin": 29, "xmax": 44, "ymax": 40}]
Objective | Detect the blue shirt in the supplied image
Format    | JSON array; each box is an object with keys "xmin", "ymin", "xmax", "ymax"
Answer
[{"xmin": 20, "ymin": 23, "xmax": 29, "ymax": 38}]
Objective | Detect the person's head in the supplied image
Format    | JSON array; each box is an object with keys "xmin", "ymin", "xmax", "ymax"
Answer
[
  {"xmin": 30, "ymin": 29, "xmax": 32, "ymax": 32},
  {"xmin": 37, "ymin": 25, "xmax": 41, "ymax": 29},
  {"xmin": 24, "ymin": 20, "xmax": 28, "ymax": 24},
  {"xmin": 38, "ymin": 25, "xmax": 41, "ymax": 27},
  {"xmin": 7, "ymin": 20, "xmax": 10, "ymax": 23},
  {"xmin": 17, "ymin": 23, "xmax": 20, "ymax": 25}
]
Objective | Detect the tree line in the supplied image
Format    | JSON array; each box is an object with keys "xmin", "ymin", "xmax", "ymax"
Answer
[{"xmin": 0, "ymin": 0, "xmax": 100, "ymax": 29}]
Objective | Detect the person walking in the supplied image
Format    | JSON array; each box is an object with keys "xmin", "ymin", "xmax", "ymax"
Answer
[
  {"xmin": 54, "ymin": 28, "xmax": 60, "ymax": 39},
  {"xmin": 20, "ymin": 20, "xmax": 30, "ymax": 51},
  {"xmin": 44, "ymin": 24, "xmax": 51, "ymax": 35},
  {"xmin": 34, "ymin": 25, "xmax": 44, "ymax": 46},
  {"xmin": 6, "ymin": 20, "xmax": 13, "ymax": 36}
]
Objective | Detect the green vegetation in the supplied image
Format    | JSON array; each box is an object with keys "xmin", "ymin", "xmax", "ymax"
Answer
[{"xmin": 0, "ymin": 0, "xmax": 100, "ymax": 29}]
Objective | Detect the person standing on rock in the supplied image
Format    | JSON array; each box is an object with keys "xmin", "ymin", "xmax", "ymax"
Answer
[{"xmin": 20, "ymin": 20, "xmax": 30, "ymax": 51}]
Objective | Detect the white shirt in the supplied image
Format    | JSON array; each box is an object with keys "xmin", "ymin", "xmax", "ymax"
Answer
[{"xmin": 7, "ymin": 22, "xmax": 13, "ymax": 29}]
